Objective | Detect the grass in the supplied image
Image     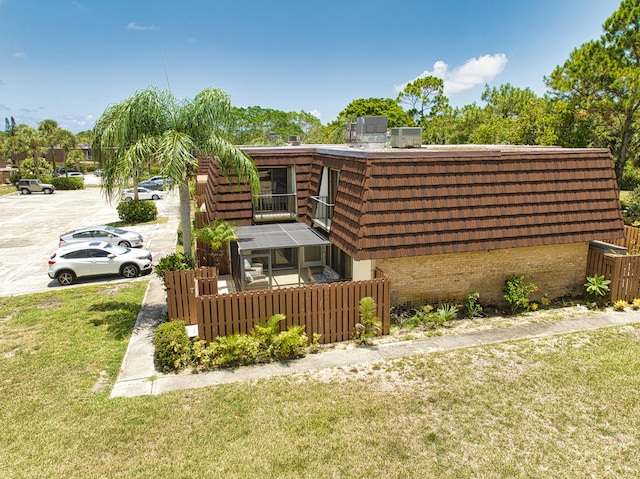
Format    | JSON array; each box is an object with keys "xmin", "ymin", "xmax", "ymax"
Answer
[
  {"xmin": 1, "ymin": 285, "xmax": 640, "ymax": 478},
  {"xmin": 0, "ymin": 184, "xmax": 16, "ymax": 196}
]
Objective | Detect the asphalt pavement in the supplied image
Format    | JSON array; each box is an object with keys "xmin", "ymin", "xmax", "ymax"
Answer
[{"xmin": 0, "ymin": 174, "xmax": 180, "ymax": 296}]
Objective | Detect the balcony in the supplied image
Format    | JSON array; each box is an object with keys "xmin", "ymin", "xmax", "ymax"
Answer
[
  {"xmin": 311, "ymin": 196, "xmax": 334, "ymax": 231},
  {"xmin": 254, "ymin": 193, "xmax": 298, "ymax": 222}
]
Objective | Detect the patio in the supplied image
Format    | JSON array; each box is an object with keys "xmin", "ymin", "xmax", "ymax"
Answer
[{"xmin": 231, "ymin": 223, "xmax": 333, "ymax": 291}]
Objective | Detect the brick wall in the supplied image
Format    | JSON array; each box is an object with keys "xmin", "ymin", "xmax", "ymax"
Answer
[{"xmin": 374, "ymin": 242, "xmax": 589, "ymax": 307}]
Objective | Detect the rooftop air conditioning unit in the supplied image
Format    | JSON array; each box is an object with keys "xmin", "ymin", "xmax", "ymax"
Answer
[
  {"xmin": 288, "ymin": 135, "xmax": 301, "ymax": 146},
  {"xmin": 355, "ymin": 116, "xmax": 387, "ymax": 146},
  {"xmin": 390, "ymin": 127, "xmax": 423, "ymax": 148}
]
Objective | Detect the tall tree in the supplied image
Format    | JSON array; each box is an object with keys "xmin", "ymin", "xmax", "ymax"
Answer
[
  {"xmin": 14, "ymin": 125, "xmax": 47, "ymax": 178},
  {"xmin": 396, "ymin": 76, "xmax": 448, "ymax": 125},
  {"xmin": 38, "ymin": 120, "xmax": 76, "ymax": 172},
  {"xmin": 92, "ymin": 87, "xmax": 259, "ymax": 256},
  {"xmin": 546, "ymin": 0, "xmax": 640, "ymax": 184}
]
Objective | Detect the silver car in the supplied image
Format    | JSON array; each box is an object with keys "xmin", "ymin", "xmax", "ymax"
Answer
[
  {"xmin": 121, "ymin": 187, "xmax": 163, "ymax": 201},
  {"xmin": 48, "ymin": 241, "xmax": 152, "ymax": 286},
  {"xmin": 59, "ymin": 225, "xmax": 144, "ymax": 248}
]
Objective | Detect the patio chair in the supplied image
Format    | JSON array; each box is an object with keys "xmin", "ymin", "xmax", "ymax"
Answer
[
  {"xmin": 245, "ymin": 271, "xmax": 269, "ymax": 290},
  {"xmin": 244, "ymin": 259, "xmax": 263, "ymax": 275}
]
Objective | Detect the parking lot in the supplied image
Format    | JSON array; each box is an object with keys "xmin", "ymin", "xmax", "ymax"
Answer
[{"xmin": 0, "ymin": 178, "xmax": 180, "ymax": 296}]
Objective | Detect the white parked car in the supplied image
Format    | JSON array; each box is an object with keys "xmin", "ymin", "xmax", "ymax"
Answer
[
  {"xmin": 59, "ymin": 225, "xmax": 144, "ymax": 248},
  {"xmin": 48, "ymin": 241, "xmax": 153, "ymax": 286},
  {"xmin": 121, "ymin": 187, "xmax": 163, "ymax": 201}
]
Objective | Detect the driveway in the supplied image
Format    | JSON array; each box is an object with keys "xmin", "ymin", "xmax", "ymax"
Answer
[{"xmin": 0, "ymin": 177, "xmax": 180, "ymax": 296}]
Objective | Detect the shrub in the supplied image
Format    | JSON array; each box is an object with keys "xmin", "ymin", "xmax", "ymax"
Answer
[
  {"xmin": 117, "ymin": 199, "xmax": 157, "ymax": 223},
  {"xmin": 620, "ymin": 166, "xmax": 640, "ymax": 191},
  {"xmin": 584, "ymin": 274, "xmax": 611, "ymax": 307},
  {"xmin": 503, "ymin": 275, "xmax": 538, "ymax": 315},
  {"xmin": 154, "ymin": 252, "xmax": 195, "ymax": 287},
  {"xmin": 154, "ymin": 320, "xmax": 191, "ymax": 372},
  {"xmin": 271, "ymin": 326, "xmax": 308, "ymax": 360},
  {"xmin": 352, "ymin": 296, "xmax": 382, "ymax": 344},
  {"xmin": 51, "ymin": 177, "xmax": 84, "ymax": 190},
  {"xmin": 436, "ymin": 304, "xmax": 459, "ymax": 322},
  {"xmin": 209, "ymin": 334, "xmax": 261, "ymax": 367},
  {"xmin": 464, "ymin": 292, "xmax": 483, "ymax": 318},
  {"xmin": 613, "ymin": 300, "xmax": 628, "ymax": 311},
  {"xmin": 632, "ymin": 298, "xmax": 640, "ymax": 310}
]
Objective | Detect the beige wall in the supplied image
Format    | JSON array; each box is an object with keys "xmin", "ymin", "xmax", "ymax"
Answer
[{"xmin": 374, "ymin": 242, "xmax": 589, "ymax": 307}]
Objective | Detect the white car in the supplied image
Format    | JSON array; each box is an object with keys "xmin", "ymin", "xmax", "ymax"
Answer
[
  {"xmin": 48, "ymin": 241, "xmax": 153, "ymax": 286},
  {"xmin": 122, "ymin": 187, "xmax": 163, "ymax": 201},
  {"xmin": 58, "ymin": 225, "xmax": 144, "ymax": 248}
]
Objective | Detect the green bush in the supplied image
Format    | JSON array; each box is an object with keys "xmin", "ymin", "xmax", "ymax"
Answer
[
  {"xmin": 51, "ymin": 177, "xmax": 84, "ymax": 190},
  {"xmin": 464, "ymin": 291, "xmax": 483, "ymax": 318},
  {"xmin": 9, "ymin": 173, "xmax": 20, "ymax": 184},
  {"xmin": 503, "ymin": 275, "xmax": 538, "ymax": 314},
  {"xmin": 352, "ymin": 296, "xmax": 382, "ymax": 344},
  {"xmin": 271, "ymin": 326, "xmax": 308, "ymax": 359},
  {"xmin": 208, "ymin": 334, "xmax": 261, "ymax": 367},
  {"xmin": 117, "ymin": 199, "xmax": 157, "ymax": 223},
  {"xmin": 154, "ymin": 320, "xmax": 191, "ymax": 372},
  {"xmin": 620, "ymin": 166, "xmax": 640, "ymax": 191},
  {"xmin": 154, "ymin": 252, "xmax": 195, "ymax": 287}
]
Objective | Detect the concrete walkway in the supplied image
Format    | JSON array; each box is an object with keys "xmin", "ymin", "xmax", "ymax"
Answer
[{"xmin": 110, "ymin": 281, "xmax": 640, "ymax": 398}]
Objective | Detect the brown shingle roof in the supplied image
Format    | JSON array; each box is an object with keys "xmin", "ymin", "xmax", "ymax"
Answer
[
  {"xmin": 203, "ymin": 145, "xmax": 625, "ymax": 261},
  {"xmin": 327, "ymin": 147, "xmax": 624, "ymax": 260}
]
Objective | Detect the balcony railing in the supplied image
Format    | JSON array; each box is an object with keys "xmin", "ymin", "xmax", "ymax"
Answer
[
  {"xmin": 311, "ymin": 196, "xmax": 334, "ymax": 231},
  {"xmin": 254, "ymin": 193, "xmax": 297, "ymax": 221}
]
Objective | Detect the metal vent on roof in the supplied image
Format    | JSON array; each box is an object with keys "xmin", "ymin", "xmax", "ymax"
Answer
[
  {"xmin": 354, "ymin": 116, "xmax": 387, "ymax": 148},
  {"xmin": 390, "ymin": 127, "xmax": 423, "ymax": 148}
]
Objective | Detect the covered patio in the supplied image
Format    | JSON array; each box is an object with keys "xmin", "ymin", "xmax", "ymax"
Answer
[{"xmin": 231, "ymin": 223, "xmax": 333, "ymax": 291}]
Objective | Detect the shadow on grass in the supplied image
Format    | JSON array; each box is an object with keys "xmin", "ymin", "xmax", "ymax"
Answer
[{"xmin": 88, "ymin": 301, "xmax": 140, "ymax": 340}]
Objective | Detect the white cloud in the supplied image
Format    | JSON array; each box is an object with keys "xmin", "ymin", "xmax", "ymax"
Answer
[
  {"xmin": 12, "ymin": 52, "xmax": 26, "ymax": 58},
  {"xmin": 309, "ymin": 109, "xmax": 321, "ymax": 120},
  {"xmin": 396, "ymin": 53, "xmax": 508, "ymax": 96},
  {"xmin": 127, "ymin": 22, "xmax": 159, "ymax": 31}
]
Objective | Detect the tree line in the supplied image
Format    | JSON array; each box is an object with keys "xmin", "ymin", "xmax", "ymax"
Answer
[{"xmin": 2, "ymin": 0, "xmax": 639, "ymax": 189}]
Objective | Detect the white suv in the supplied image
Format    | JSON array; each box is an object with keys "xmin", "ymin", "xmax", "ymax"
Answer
[{"xmin": 48, "ymin": 241, "xmax": 152, "ymax": 285}]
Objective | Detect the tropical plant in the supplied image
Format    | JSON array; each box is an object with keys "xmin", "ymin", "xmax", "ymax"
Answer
[
  {"xmin": 353, "ymin": 296, "xmax": 382, "ymax": 344},
  {"xmin": 503, "ymin": 275, "xmax": 538, "ymax": 315},
  {"xmin": 154, "ymin": 252, "xmax": 195, "ymax": 287},
  {"xmin": 613, "ymin": 300, "xmax": 628, "ymax": 311},
  {"xmin": 194, "ymin": 218, "xmax": 237, "ymax": 267},
  {"xmin": 584, "ymin": 274, "xmax": 611, "ymax": 307},
  {"xmin": 92, "ymin": 87, "xmax": 260, "ymax": 256},
  {"xmin": 435, "ymin": 304, "xmax": 458, "ymax": 323},
  {"xmin": 464, "ymin": 291, "xmax": 483, "ymax": 318}
]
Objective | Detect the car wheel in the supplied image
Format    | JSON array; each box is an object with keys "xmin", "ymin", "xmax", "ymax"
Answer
[
  {"xmin": 151, "ymin": 194, "xmax": 159, "ymax": 200},
  {"xmin": 118, "ymin": 240, "xmax": 131, "ymax": 248},
  {"xmin": 43, "ymin": 188, "xmax": 52, "ymax": 194},
  {"xmin": 120, "ymin": 263, "xmax": 139, "ymax": 278},
  {"xmin": 57, "ymin": 270, "xmax": 76, "ymax": 286},
  {"xmin": 20, "ymin": 188, "xmax": 29, "ymax": 195}
]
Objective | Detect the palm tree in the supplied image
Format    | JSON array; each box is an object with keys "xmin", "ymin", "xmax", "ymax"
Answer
[
  {"xmin": 38, "ymin": 120, "xmax": 77, "ymax": 174},
  {"xmin": 15, "ymin": 125, "xmax": 47, "ymax": 178},
  {"xmin": 92, "ymin": 87, "xmax": 259, "ymax": 256},
  {"xmin": 194, "ymin": 219, "xmax": 237, "ymax": 267}
]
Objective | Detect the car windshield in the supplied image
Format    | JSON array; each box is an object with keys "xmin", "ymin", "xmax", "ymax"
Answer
[
  {"xmin": 103, "ymin": 243, "xmax": 129, "ymax": 255},
  {"xmin": 104, "ymin": 226, "xmax": 127, "ymax": 234}
]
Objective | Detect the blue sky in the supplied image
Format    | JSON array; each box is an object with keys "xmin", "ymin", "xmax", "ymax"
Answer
[{"xmin": 0, "ymin": 0, "xmax": 622, "ymax": 133}]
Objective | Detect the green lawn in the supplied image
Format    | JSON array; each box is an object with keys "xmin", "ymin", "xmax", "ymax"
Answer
[{"xmin": 1, "ymin": 284, "xmax": 639, "ymax": 478}]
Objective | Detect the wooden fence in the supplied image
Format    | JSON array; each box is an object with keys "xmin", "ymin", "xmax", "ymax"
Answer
[
  {"xmin": 607, "ymin": 225, "xmax": 640, "ymax": 253},
  {"xmin": 165, "ymin": 267, "xmax": 218, "ymax": 323},
  {"xmin": 586, "ymin": 242, "xmax": 640, "ymax": 302},
  {"xmin": 165, "ymin": 268, "xmax": 391, "ymax": 345}
]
